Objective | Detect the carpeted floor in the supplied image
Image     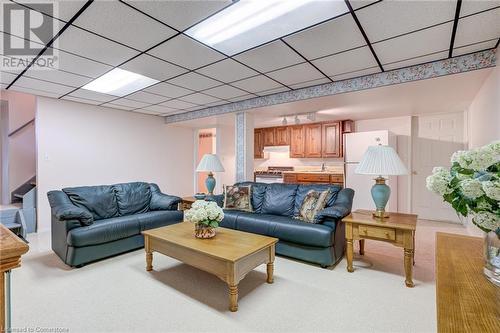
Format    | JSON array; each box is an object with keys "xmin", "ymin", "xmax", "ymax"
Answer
[{"xmin": 11, "ymin": 220, "xmax": 477, "ymax": 333}]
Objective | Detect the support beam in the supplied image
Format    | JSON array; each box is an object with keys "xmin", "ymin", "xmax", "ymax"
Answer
[{"xmin": 235, "ymin": 112, "xmax": 254, "ymax": 183}]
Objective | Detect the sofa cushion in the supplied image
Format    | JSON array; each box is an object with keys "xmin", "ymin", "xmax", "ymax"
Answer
[
  {"xmin": 149, "ymin": 183, "xmax": 181, "ymax": 210},
  {"xmin": 294, "ymin": 184, "xmax": 342, "ymax": 216},
  {"xmin": 112, "ymin": 182, "xmax": 151, "ymax": 216},
  {"xmin": 220, "ymin": 210, "xmax": 246, "ymax": 229},
  {"xmin": 63, "ymin": 185, "xmax": 118, "ymax": 220},
  {"xmin": 261, "ymin": 184, "xmax": 298, "ymax": 217},
  {"xmin": 223, "ymin": 185, "xmax": 252, "ymax": 211},
  {"xmin": 67, "ymin": 215, "xmax": 140, "ymax": 247},
  {"xmin": 136, "ymin": 210, "xmax": 183, "ymax": 231},
  {"xmin": 230, "ymin": 212, "xmax": 334, "ymax": 247},
  {"xmin": 236, "ymin": 182, "xmax": 268, "ymax": 213},
  {"xmin": 296, "ymin": 189, "xmax": 330, "ymax": 223}
]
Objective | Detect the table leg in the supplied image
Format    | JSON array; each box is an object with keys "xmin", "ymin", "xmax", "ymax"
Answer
[
  {"xmin": 229, "ymin": 285, "xmax": 238, "ymax": 312},
  {"xmin": 346, "ymin": 239, "xmax": 354, "ymax": 273},
  {"xmin": 404, "ymin": 248, "xmax": 414, "ymax": 287},
  {"xmin": 359, "ymin": 239, "xmax": 365, "ymax": 255},
  {"xmin": 145, "ymin": 236, "xmax": 153, "ymax": 271},
  {"xmin": 267, "ymin": 246, "xmax": 275, "ymax": 284}
]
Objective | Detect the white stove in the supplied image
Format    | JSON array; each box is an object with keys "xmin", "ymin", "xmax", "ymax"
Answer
[{"xmin": 254, "ymin": 166, "xmax": 293, "ymax": 184}]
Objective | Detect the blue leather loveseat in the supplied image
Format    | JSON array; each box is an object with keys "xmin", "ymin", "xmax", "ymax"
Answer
[
  {"xmin": 48, "ymin": 182, "xmax": 183, "ymax": 267},
  {"xmin": 212, "ymin": 182, "xmax": 354, "ymax": 267}
]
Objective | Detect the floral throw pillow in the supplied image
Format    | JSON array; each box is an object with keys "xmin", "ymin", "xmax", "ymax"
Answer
[
  {"xmin": 223, "ymin": 185, "xmax": 253, "ymax": 212},
  {"xmin": 297, "ymin": 189, "xmax": 330, "ymax": 223}
]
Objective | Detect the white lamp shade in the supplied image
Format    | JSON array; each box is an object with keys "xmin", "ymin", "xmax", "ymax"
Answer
[
  {"xmin": 196, "ymin": 154, "xmax": 225, "ymax": 172},
  {"xmin": 355, "ymin": 145, "xmax": 408, "ymax": 176}
]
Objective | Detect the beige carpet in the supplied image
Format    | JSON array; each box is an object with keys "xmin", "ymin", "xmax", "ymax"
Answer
[{"xmin": 11, "ymin": 220, "xmax": 477, "ymax": 333}]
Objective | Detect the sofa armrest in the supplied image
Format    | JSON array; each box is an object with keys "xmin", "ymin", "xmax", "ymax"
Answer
[
  {"xmin": 149, "ymin": 184, "xmax": 181, "ymax": 210},
  {"xmin": 206, "ymin": 194, "xmax": 224, "ymax": 208},
  {"xmin": 47, "ymin": 190, "xmax": 94, "ymax": 225},
  {"xmin": 314, "ymin": 188, "xmax": 354, "ymax": 223}
]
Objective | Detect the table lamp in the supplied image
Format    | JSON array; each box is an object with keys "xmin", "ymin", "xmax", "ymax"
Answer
[
  {"xmin": 355, "ymin": 145, "xmax": 408, "ymax": 219},
  {"xmin": 196, "ymin": 154, "xmax": 225, "ymax": 195}
]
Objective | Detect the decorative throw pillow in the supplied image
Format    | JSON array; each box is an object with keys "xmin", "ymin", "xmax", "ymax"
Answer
[
  {"xmin": 223, "ymin": 185, "xmax": 253, "ymax": 212},
  {"xmin": 296, "ymin": 189, "xmax": 330, "ymax": 223}
]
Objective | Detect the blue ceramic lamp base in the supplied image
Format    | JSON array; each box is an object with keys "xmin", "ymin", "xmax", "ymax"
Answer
[
  {"xmin": 371, "ymin": 176, "xmax": 391, "ymax": 219},
  {"xmin": 205, "ymin": 172, "xmax": 216, "ymax": 195}
]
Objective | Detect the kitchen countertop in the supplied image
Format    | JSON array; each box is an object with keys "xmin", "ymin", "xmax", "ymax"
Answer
[{"xmin": 282, "ymin": 171, "xmax": 344, "ymax": 175}]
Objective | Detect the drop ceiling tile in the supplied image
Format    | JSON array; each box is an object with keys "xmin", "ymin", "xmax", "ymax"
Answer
[
  {"xmin": 9, "ymin": 85, "xmax": 61, "ymax": 98},
  {"xmin": 460, "ymin": 0, "xmax": 500, "ymax": 17},
  {"xmin": 284, "ymin": 15, "xmax": 366, "ymax": 60},
  {"xmin": 160, "ymin": 99, "xmax": 198, "ymax": 110},
  {"xmin": 0, "ymin": 71, "xmax": 17, "ymax": 84},
  {"xmin": 383, "ymin": 51, "xmax": 448, "ymax": 71},
  {"xmin": 119, "ymin": 54, "xmax": 187, "ymax": 81},
  {"xmin": 231, "ymin": 75, "xmax": 283, "ymax": 93},
  {"xmin": 205, "ymin": 100, "xmax": 228, "ymax": 108},
  {"xmin": 0, "ymin": 54, "xmax": 29, "ymax": 75},
  {"xmin": 107, "ymin": 98, "xmax": 149, "ymax": 108},
  {"xmin": 73, "ymin": 1, "xmax": 177, "ymax": 51},
  {"xmin": 126, "ymin": 91, "xmax": 167, "ymax": 104},
  {"xmin": 134, "ymin": 109, "xmax": 162, "ymax": 116},
  {"xmin": 312, "ymin": 46, "xmax": 378, "ymax": 77},
  {"xmin": 203, "ymin": 85, "xmax": 249, "ymax": 99},
  {"xmin": 23, "ymin": 68, "xmax": 92, "ymax": 87},
  {"xmin": 350, "ymin": 0, "xmax": 380, "ymax": 10},
  {"xmin": 233, "ymin": 40, "xmax": 304, "ymax": 73},
  {"xmin": 356, "ymin": 0, "xmax": 456, "ymax": 42},
  {"xmin": 142, "ymin": 104, "xmax": 180, "ymax": 113},
  {"xmin": 23, "ymin": 0, "xmax": 87, "ymax": 22},
  {"xmin": 13, "ymin": 76, "xmax": 74, "ymax": 96},
  {"xmin": 102, "ymin": 103, "xmax": 135, "ymax": 111},
  {"xmin": 62, "ymin": 95, "xmax": 102, "ymax": 105},
  {"xmin": 148, "ymin": 35, "xmax": 226, "ymax": 70},
  {"xmin": 167, "ymin": 72, "xmax": 221, "ymax": 91},
  {"xmin": 255, "ymin": 87, "xmax": 290, "ymax": 97},
  {"xmin": 453, "ymin": 39, "xmax": 498, "ymax": 56},
  {"xmin": 56, "ymin": 50, "xmax": 113, "ymax": 78},
  {"xmin": 55, "ymin": 26, "xmax": 138, "ymax": 66},
  {"xmin": 69, "ymin": 89, "xmax": 116, "ymax": 103},
  {"xmin": 142, "ymin": 82, "xmax": 193, "ymax": 98},
  {"xmin": 372, "ymin": 22, "xmax": 453, "ymax": 65},
  {"xmin": 266, "ymin": 63, "xmax": 325, "ymax": 86},
  {"xmin": 289, "ymin": 78, "xmax": 331, "ymax": 90},
  {"xmin": 196, "ymin": 59, "xmax": 258, "ymax": 83},
  {"xmin": 454, "ymin": 8, "xmax": 500, "ymax": 48},
  {"xmin": 179, "ymin": 93, "xmax": 220, "ymax": 105},
  {"xmin": 333, "ymin": 67, "xmax": 380, "ymax": 81},
  {"xmin": 123, "ymin": 0, "xmax": 231, "ymax": 30}
]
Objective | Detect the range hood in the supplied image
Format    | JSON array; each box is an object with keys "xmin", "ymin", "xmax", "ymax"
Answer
[{"xmin": 263, "ymin": 145, "xmax": 290, "ymax": 153}]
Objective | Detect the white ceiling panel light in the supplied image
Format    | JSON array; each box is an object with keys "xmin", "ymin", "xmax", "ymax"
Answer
[
  {"xmin": 82, "ymin": 68, "xmax": 159, "ymax": 97},
  {"xmin": 186, "ymin": 0, "xmax": 349, "ymax": 55}
]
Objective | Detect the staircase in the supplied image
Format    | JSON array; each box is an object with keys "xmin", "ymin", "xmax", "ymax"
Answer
[{"xmin": 0, "ymin": 176, "xmax": 37, "ymax": 237}]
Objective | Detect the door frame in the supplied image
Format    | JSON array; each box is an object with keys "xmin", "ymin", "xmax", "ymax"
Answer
[{"xmin": 0, "ymin": 100, "xmax": 9, "ymax": 204}]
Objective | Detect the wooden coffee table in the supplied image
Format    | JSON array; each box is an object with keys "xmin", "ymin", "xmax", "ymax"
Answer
[{"xmin": 142, "ymin": 222, "xmax": 278, "ymax": 312}]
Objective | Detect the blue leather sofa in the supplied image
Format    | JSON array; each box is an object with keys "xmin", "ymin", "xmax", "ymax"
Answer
[
  {"xmin": 212, "ymin": 182, "xmax": 354, "ymax": 267},
  {"xmin": 48, "ymin": 182, "xmax": 182, "ymax": 267}
]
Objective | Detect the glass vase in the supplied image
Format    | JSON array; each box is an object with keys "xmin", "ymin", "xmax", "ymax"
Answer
[
  {"xmin": 484, "ymin": 230, "xmax": 500, "ymax": 287},
  {"xmin": 194, "ymin": 223, "xmax": 216, "ymax": 239}
]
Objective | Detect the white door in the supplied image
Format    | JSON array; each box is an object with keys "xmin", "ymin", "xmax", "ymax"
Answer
[{"xmin": 412, "ymin": 112, "xmax": 465, "ymax": 222}]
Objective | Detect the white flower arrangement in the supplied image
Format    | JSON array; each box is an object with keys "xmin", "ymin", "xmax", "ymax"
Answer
[
  {"xmin": 184, "ymin": 200, "xmax": 224, "ymax": 228},
  {"xmin": 426, "ymin": 141, "xmax": 500, "ymax": 233}
]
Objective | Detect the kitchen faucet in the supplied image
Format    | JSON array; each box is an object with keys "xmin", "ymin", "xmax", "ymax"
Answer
[{"xmin": 321, "ymin": 163, "xmax": 325, "ymax": 172}]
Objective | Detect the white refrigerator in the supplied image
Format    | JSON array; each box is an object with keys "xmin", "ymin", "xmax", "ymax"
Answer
[{"xmin": 344, "ymin": 130, "xmax": 398, "ymax": 213}]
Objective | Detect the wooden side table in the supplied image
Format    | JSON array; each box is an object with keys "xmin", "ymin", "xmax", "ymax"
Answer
[
  {"xmin": 342, "ymin": 210, "xmax": 417, "ymax": 287},
  {"xmin": 178, "ymin": 197, "xmax": 196, "ymax": 211}
]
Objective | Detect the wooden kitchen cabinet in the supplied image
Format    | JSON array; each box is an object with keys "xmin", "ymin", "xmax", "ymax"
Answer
[
  {"xmin": 283, "ymin": 173, "xmax": 297, "ymax": 183},
  {"xmin": 304, "ymin": 124, "xmax": 323, "ymax": 158},
  {"xmin": 283, "ymin": 172, "xmax": 344, "ymax": 186},
  {"xmin": 275, "ymin": 126, "xmax": 290, "ymax": 145},
  {"xmin": 290, "ymin": 125, "xmax": 305, "ymax": 158},
  {"xmin": 263, "ymin": 128, "xmax": 276, "ymax": 146},
  {"xmin": 322, "ymin": 122, "xmax": 341, "ymax": 158},
  {"xmin": 254, "ymin": 129, "xmax": 264, "ymax": 159}
]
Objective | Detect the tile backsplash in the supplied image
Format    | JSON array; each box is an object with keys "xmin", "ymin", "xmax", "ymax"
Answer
[{"xmin": 254, "ymin": 151, "xmax": 344, "ymax": 173}]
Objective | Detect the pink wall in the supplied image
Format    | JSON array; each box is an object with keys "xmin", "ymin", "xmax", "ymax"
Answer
[{"xmin": 197, "ymin": 132, "xmax": 215, "ymax": 193}]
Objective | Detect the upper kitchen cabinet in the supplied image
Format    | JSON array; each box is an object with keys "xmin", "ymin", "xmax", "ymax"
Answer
[
  {"xmin": 322, "ymin": 122, "xmax": 341, "ymax": 158},
  {"xmin": 304, "ymin": 123, "xmax": 322, "ymax": 158},
  {"xmin": 254, "ymin": 128, "xmax": 264, "ymax": 159},
  {"xmin": 290, "ymin": 125, "xmax": 305, "ymax": 158},
  {"xmin": 275, "ymin": 126, "xmax": 290, "ymax": 146},
  {"xmin": 263, "ymin": 127, "xmax": 276, "ymax": 146}
]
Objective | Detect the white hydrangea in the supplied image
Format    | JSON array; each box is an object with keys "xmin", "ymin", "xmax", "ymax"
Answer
[
  {"xmin": 459, "ymin": 178, "xmax": 484, "ymax": 199},
  {"xmin": 185, "ymin": 200, "xmax": 224, "ymax": 224},
  {"xmin": 452, "ymin": 143, "xmax": 498, "ymax": 171},
  {"xmin": 482, "ymin": 181, "xmax": 500, "ymax": 201},
  {"xmin": 473, "ymin": 211, "xmax": 500, "ymax": 232},
  {"xmin": 426, "ymin": 167, "xmax": 453, "ymax": 196}
]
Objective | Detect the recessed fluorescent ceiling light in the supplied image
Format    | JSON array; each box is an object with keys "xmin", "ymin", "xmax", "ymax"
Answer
[
  {"xmin": 186, "ymin": 0, "xmax": 348, "ymax": 55},
  {"xmin": 82, "ymin": 68, "xmax": 159, "ymax": 97}
]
